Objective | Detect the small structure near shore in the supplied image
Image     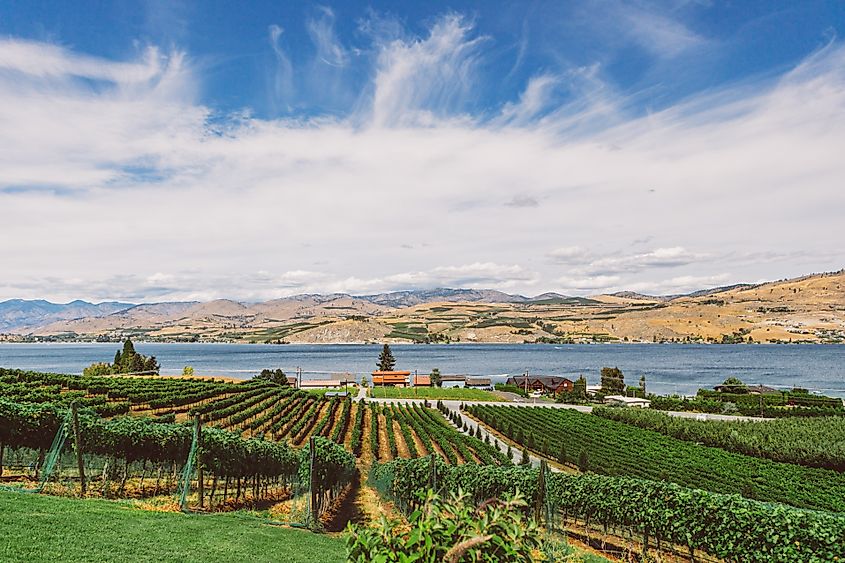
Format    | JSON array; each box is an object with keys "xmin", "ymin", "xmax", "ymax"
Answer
[{"xmin": 604, "ymin": 395, "xmax": 651, "ymax": 408}]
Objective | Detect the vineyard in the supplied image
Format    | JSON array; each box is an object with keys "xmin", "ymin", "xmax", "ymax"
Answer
[
  {"xmin": 594, "ymin": 405, "xmax": 845, "ymax": 471},
  {"xmin": 466, "ymin": 404, "xmax": 845, "ymax": 511},
  {"xmin": 4, "ymin": 367, "xmax": 845, "ymax": 560},
  {"xmin": 0, "ymin": 369, "xmax": 508, "ymax": 520},
  {"xmin": 371, "ymin": 457, "xmax": 845, "ymax": 562}
]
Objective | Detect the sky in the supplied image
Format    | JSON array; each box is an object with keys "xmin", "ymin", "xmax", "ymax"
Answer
[{"xmin": 0, "ymin": 0, "xmax": 844, "ymax": 303}]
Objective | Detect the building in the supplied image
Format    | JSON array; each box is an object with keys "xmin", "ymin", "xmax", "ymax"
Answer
[
  {"xmin": 439, "ymin": 375, "xmax": 467, "ymax": 388},
  {"xmin": 465, "ymin": 377, "xmax": 493, "ymax": 390},
  {"xmin": 412, "ymin": 374, "xmax": 432, "ymax": 387},
  {"xmin": 604, "ymin": 395, "xmax": 651, "ymax": 408},
  {"xmin": 372, "ymin": 370, "xmax": 411, "ymax": 387},
  {"xmin": 300, "ymin": 379, "xmax": 346, "ymax": 389},
  {"xmin": 505, "ymin": 375, "xmax": 574, "ymax": 395}
]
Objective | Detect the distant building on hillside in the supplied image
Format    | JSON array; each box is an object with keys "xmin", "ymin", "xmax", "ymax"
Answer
[
  {"xmin": 505, "ymin": 375, "xmax": 574, "ymax": 395},
  {"xmin": 372, "ymin": 370, "xmax": 411, "ymax": 387}
]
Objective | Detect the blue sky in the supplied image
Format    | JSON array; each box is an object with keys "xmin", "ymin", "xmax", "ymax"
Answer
[{"xmin": 0, "ymin": 1, "xmax": 844, "ymax": 302}]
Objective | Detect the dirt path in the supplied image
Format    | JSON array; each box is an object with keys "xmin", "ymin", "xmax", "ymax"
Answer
[
  {"xmin": 377, "ymin": 413, "xmax": 392, "ymax": 461},
  {"xmin": 392, "ymin": 419, "xmax": 411, "ymax": 458}
]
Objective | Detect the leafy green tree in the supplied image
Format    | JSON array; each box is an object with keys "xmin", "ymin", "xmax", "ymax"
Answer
[
  {"xmin": 182, "ymin": 366, "xmax": 195, "ymax": 376},
  {"xmin": 255, "ymin": 368, "xmax": 288, "ymax": 385},
  {"xmin": 377, "ymin": 343, "xmax": 396, "ymax": 371},
  {"xmin": 600, "ymin": 367, "xmax": 625, "ymax": 394},
  {"xmin": 83, "ymin": 362, "xmax": 113, "ymax": 377},
  {"xmin": 430, "ymin": 367, "xmax": 442, "ymax": 387},
  {"xmin": 720, "ymin": 377, "xmax": 748, "ymax": 394}
]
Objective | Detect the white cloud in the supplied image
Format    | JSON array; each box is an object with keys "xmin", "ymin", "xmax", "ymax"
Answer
[
  {"xmin": 306, "ymin": 7, "xmax": 348, "ymax": 68},
  {"xmin": 0, "ymin": 17, "xmax": 844, "ymax": 302},
  {"xmin": 269, "ymin": 25, "xmax": 294, "ymax": 103},
  {"xmin": 369, "ymin": 14, "xmax": 486, "ymax": 127}
]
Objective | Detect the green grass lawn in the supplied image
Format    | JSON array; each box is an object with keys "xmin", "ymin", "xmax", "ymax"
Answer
[
  {"xmin": 0, "ymin": 491, "xmax": 346, "ymax": 563},
  {"xmin": 369, "ymin": 386, "xmax": 499, "ymax": 401}
]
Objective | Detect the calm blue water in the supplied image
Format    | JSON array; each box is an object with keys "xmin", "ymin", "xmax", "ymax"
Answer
[{"xmin": 1, "ymin": 342, "xmax": 844, "ymax": 398}]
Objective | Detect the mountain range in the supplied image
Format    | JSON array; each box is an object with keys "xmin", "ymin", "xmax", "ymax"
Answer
[{"xmin": 1, "ymin": 271, "xmax": 843, "ymax": 344}]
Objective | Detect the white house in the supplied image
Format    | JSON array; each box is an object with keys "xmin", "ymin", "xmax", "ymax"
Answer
[{"xmin": 604, "ymin": 395, "xmax": 651, "ymax": 408}]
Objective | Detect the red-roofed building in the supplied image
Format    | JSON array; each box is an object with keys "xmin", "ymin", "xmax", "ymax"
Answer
[{"xmin": 372, "ymin": 370, "xmax": 411, "ymax": 387}]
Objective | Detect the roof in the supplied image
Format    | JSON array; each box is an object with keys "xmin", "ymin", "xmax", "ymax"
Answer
[
  {"xmin": 605, "ymin": 395, "xmax": 651, "ymax": 405},
  {"xmin": 465, "ymin": 377, "xmax": 491, "ymax": 386},
  {"xmin": 747, "ymin": 385, "xmax": 778, "ymax": 394},
  {"xmin": 300, "ymin": 379, "xmax": 345, "ymax": 388},
  {"xmin": 505, "ymin": 376, "xmax": 573, "ymax": 387},
  {"xmin": 439, "ymin": 375, "xmax": 466, "ymax": 382},
  {"xmin": 413, "ymin": 375, "xmax": 431, "ymax": 386},
  {"xmin": 372, "ymin": 371, "xmax": 412, "ymax": 376}
]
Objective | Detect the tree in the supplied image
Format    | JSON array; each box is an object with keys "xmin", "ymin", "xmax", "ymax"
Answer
[
  {"xmin": 430, "ymin": 368, "xmax": 442, "ymax": 387},
  {"xmin": 360, "ymin": 375, "xmax": 369, "ymax": 388},
  {"xmin": 578, "ymin": 449, "xmax": 589, "ymax": 472},
  {"xmin": 639, "ymin": 375, "xmax": 647, "ymax": 396},
  {"xmin": 600, "ymin": 367, "xmax": 625, "ymax": 394},
  {"xmin": 520, "ymin": 448, "xmax": 530, "ymax": 466},
  {"xmin": 182, "ymin": 366, "xmax": 195, "ymax": 376},
  {"xmin": 255, "ymin": 368, "xmax": 288, "ymax": 385},
  {"xmin": 377, "ymin": 343, "xmax": 396, "ymax": 371},
  {"xmin": 83, "ymin": 362, "xmax": 113, "ymax": 377},
  {"xmin": 557, "ymin": 443, "xmax": 567, "ymax": 465},
  {"xmin": 720, "ymin": 377, "xmax": 748, "ymax": 394},
  {"xmin": 573, "ymin": 375, "xmax": 588, "ymax": 400}
]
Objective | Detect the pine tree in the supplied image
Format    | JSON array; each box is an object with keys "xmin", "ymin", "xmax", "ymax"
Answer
[
  {"xmin": 558, "ymin": 443, "xmax": 567, "ymax": 465},
  {"xmin": 507, "ymin": 444, "xmax": 513, "ymax": 459},
  {"xmin": 520, "ymin": 448, "xmax": 530, "ymax": 466},
  {"xmin": 578, "ymin": 449, "xmax": 589, "ymax": 472},
  {"xmin": 376, "ymin": 343, "xmax": 396, "ymax": 371},
  {"xmin": 122, "ymin": 338, "xmax": 136, "ymax": 359},
  {"xmin": 113, "ymin": 350, "xmax": 122, "ymax": 368},
  {"xmin": 600, "ymin": 367, "xmax": 625, "ymax": 394}
]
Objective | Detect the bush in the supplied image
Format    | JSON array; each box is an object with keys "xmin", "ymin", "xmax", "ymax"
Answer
[{"xmin": 346, "ymin": 489, "xmax": 542, "ymax": 562}]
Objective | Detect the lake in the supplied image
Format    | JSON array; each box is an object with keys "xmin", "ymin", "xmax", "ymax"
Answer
[{"xmin": 1, "ymin": 342, "xmax": 844, "ymax": 398}]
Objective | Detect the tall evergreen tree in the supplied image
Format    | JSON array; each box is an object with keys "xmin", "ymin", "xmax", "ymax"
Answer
[
  {"xmin": 573, "ymin": 375, "xmax": 588, "ymax": 399},
  {"xmin": 376, "ymin": 343, "xmax": 396, "ymax": 371},
  {"xmin": 430, "ymin": 367, "xmax": 442, "ymax": 387},
  {"xmin": 600, "ymin": 367, "xmax": 625, "ymax": 394}
]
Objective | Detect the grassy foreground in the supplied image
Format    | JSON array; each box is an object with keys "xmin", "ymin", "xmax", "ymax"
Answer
[
  {"xmin": 370, "ymin": 386, "xmax": 498, "ymax": 401},
  {"xmin": 0, "ymin": 491, "xmax": 346, "ymax": 563}
]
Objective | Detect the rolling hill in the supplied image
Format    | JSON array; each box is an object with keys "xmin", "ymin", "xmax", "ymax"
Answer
[{"xmin": 3, "ymin": 271, "xmax": 844, "ymax": 344}]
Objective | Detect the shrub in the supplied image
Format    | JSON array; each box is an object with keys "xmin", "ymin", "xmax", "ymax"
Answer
[{"xmin": 346, "ymin": 489, "xmax": 542, "ymax": 562}]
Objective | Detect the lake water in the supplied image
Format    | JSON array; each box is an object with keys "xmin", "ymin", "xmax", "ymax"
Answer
[{"xmin": 1, "ymin": 342, "xmax": 844, "ymax": 398}]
